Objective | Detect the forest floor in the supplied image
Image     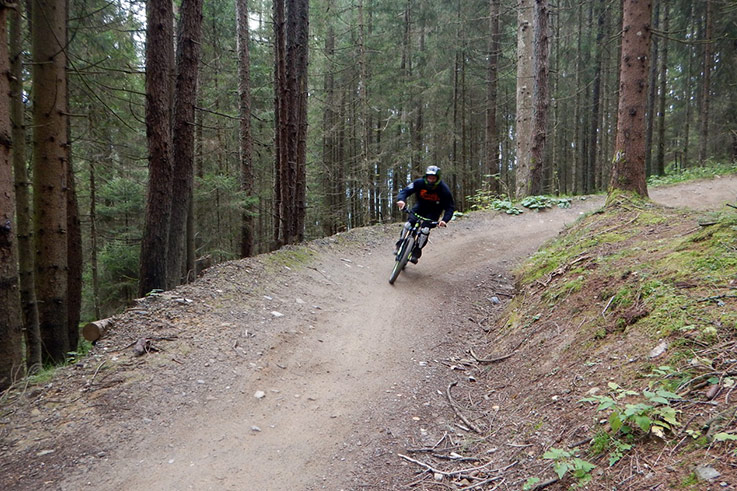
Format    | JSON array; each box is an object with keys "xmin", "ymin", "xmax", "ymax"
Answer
[{"xmin": 1, "ymin": 176, "xmax": 737, "ymax": 490}]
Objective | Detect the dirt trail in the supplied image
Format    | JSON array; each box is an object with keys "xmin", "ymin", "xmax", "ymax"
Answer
[
  {"xmin": 63, "ymin": 203, "xmax": 608, "ymax": 491},
  {"xmin": 3, "ymin": 176, "xmax": 735, "ymax": 491}
]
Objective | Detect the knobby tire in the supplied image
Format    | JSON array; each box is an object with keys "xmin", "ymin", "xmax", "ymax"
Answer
[{"xmin": 389, "ymin": 236, "xmax": 414, "ymax": 284}]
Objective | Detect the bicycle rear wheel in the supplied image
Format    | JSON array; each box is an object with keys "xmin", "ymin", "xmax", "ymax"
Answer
[{"xmin": 389, "ymin": 236, "xmax": 414, "ymax": 284}]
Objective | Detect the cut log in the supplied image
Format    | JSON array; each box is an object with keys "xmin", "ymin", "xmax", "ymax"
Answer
[{"xmin": 82, "ymin": 318, "xmax": 115, "ymax": 342}]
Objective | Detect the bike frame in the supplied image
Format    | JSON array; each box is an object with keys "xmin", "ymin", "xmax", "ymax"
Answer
[{"xmin": 389, "ymin": 210, "xmax": 438, "ymax": 284}]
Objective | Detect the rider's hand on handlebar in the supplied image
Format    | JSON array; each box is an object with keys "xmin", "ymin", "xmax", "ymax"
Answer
[
  {"xmin": 397, "ymin": 200, "xmax": 406, "ymax": 210},
  {"xmin": 438, "ymin": 220, "xmax": 447, "ymax": 227}
]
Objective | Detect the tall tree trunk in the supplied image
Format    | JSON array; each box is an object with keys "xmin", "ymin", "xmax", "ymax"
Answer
[
  {"xmin": 460, "ymin": 40, "xmax": 468, "ymax": 210},
  {"xmin": 32, "ymin": 0, "xmax": 69, "ymax": 363},
  {"xmin": 66, "ymin": 145, "xmax": 82, "ymax": 352},
  {"xmin": 139, "ymin": 0, "xmax": 174, "ymax": 296},
  {"xmin": 358, "ymin": 0, "xmax": 371, "ymax": 224},
  {"xmin": 10, "ymin": 3, "xmax": 41, "ymax": 371},
  {"xmin": 88, "ymin": 160, "xmax": 101, "ymax": 320},
  {"xmin": 572, "ymin": 2, "xmax": 583, "ymax": 194},
  {"xmin": 681, "ymin": 1, "xmax": 695, "ymax": 169},
  {"xmin": 609, "ymin": 0, "xmax": 652, "ymax": 198},
  {"xmin": 598, "ymin": 3, "xmax": 615, "ymax": 189},
  {"xmin": 413, "ymin": 5, "xmax": 424, "ymax": 184},
  {"xmin": 644, "ymin": 0, "xmax": 659, "ymax": 176},
  {"xmin": 587, "ymin": 0, "xmax": 605, "ymax": 193},
  {"xmin": 237, "ymin": 0, "xmax": 254, "ymax": 257},
  {"xmin": 655, "ymin": 2, "xmax": 668, "ymax": 176},
  {"xmin": 529, "ymin": 0, "xmax": 550, "ymax": 196},
  {"xmin": 65, "ymin": 22, "xmax": 81, "ymax": 351},
  {"xmin": 486, "ymin": 0, "xmax": 501, "ymax": 194},
  {"xmin": 698, "ymin": 0, "xmax": 712, "ymax": 166},
  {"xmin": 321, "ymin": 0, "xmax": 337, "ymax": 236},
  {"xmin": 270, "ymin": 0, "xmax": 309, "ymax": 244},
  {"xmin": 294, "ymin": 0, "xmax": 309, "ymax": 241},
  {"xmin": 168, "ymin": 0, "xmax": 203, "ymax": 287},
  {"xmin": 551, "ymin": 7, "xmax": 565, "ymax": 194},
  {"xmin": 273, "ymin": 0, "xmax": 287, "ymax": 248},
  {"xmin": 0, "ymin": 2, "xmax": 24, "ymax": 390},
  {"xmin": 514, "ymin": 0, "xmax": 534, "ymax": 198}
]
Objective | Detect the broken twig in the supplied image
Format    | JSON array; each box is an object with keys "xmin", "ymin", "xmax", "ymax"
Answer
[
  {"xmin": 446, "ymin": 381, "xmax": 483, "ymax": 434},
  {"xmin": 470, "ymin": 347, "xmax": 514, "ymax": 364}
]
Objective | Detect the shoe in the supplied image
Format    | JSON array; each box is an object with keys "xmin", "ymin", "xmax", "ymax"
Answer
[{"xmin": 409, "ymin": 256, "xmax": 418, "ymax": 264}]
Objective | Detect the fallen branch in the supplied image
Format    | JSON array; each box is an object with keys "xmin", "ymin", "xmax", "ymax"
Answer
[
  {"xmin": 88, "ymin": 360, "xmax": 108, "ymax": 386},
  {"xmin": 531, "ymin": 477, "xmax": 560, "ymax": 490},
  {"xmin": 397, "ymin": 453, "xmax": 511, "ymax": 478},
  {"xmin": 698, "ymin": 294, "xmax": 737, "ymax": 303},
  {"xmin": 470, "ymin": 347, "xmax": 514, "ymax": 364},
  {"xmin": 446, "ymin": 381, "xmax": 483, "ymax": 434},
  {"xmin": 308, "ymin": 266, "xmax": 334, "ymax": 283},
  {"xmin": 601, "ymin": 295, "xmax": 616, "ymax": 318}
]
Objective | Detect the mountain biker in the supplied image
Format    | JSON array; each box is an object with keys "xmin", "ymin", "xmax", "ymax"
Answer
[{"xmin": 395, "ymin": 165, "xmax": 455, "ymax": 263}]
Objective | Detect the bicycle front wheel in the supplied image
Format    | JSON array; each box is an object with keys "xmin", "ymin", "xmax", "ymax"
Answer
[{"xmin": 389, "ymin": 236, "xmax": 414, "ymax": 284}]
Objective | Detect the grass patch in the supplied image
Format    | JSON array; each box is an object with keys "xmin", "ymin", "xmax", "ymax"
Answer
[
  {"xmin": 262, "ymin": 244, "xmax": 317, "ymax": 272},
  {"xmin": 647, "ymin": 162, "xmax": 737, "ymax": 187}
]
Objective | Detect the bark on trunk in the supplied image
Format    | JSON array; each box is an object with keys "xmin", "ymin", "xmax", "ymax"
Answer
[
  {"xmin": 294, "ymin": 0, "xmax": 309, "ymax": 242},
  {"xmin": 514, "ymin": 0, "xmax": 534, "ymax": 198},
  {"xmin": 10, "ymin": 4, "xmax": 41, "ymax": 371},
  {"xmin": 644, "ymin": 0, "xmax": 659, "ymax": 176},
  {"xmin": 66, "ymin": 148, "xmax": 82, "ymax": 351},
  {"xmin": 587, "ymin": 0, "xmax": 605, "ymax": 193},
  {"xmin": 655, "ymin": 2, "xmax": 668, "ymax": 176},
  {"xmin": 32, "ymin": 0, "xmax": 70, "ymax": 363},
  {"xmin": 273, "ymin": 0, "xmax": 287, "ymax": 248},
  {"xmin": 0, "ymin": 4, "xmax": 24, "ymax": 390},
  {"xmin": 486, "ymin": 0, "xmax": 501, "ymax": 194},
  {"xmin": 321, "ymin": 0, "xmax": 337, "ymax": 236},
  {"xmin": 168, "ymin": 0, "xmax": 203, "ymax": 288},
  {"xmin": 698, "ymin": 0, "xmax": 712, "ymax": 166},
  {"xmin": 609, "ymin": 0, "xmax": 652, "ymax": 198},
  {"xmin": 236, "ymin": 0, "xmax": 254, "ymax": 257},
  {"xmin": 139, "ymin": 0, "xmax": 174, "ymax": 296},
  {"xmin": 529, "ymin": 0, "xmax": 550, "ymax": 196}
]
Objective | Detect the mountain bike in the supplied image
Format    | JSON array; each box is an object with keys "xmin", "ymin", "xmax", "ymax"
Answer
[{"xmin": 389, "ymin": 210, "xmax": 438, "ymax": 284}]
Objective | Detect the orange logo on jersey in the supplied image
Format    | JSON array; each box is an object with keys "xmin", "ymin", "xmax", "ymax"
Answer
[{"xmin": 419, "ymin": 189, "xmax": 440, "ymax": 203}]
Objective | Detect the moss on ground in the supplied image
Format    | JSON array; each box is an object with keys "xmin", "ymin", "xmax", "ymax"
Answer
[{"xmin": 504, "ymin": 194, "xmax": 737, "ymax": 487}]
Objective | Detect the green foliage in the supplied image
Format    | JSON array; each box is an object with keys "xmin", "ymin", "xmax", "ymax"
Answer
[
  {"xmin": 647, "ymin": 162, "xmax": 737, "ymax": 187},
  {"xmin": 542, "ymin": 447, "xmax": 596, "ymax": 486},
  {"xmin": 466, "ymin": 190, "xmax": 523, "ymax": 214},
  {"xmin": 522, "ymin": 477, "xmax": 541, "ymax": 490},
  {"xmin": 590, "ymin": 431, "xmax": 632, "ymax": 466},
  {"xmin": 611, "ymin": 286, "xmax": 635, "ymax": 310},
  {"xmin": 195, "ymin": 173, "xmax": 249, "ymax": 261},
  {"xmin": 263, "ymin": 245, "xmax": 317, "ymax": 273},
  {"xmin": 27, "ymin": 338, "xmax": 94, "ymax": 386},
  {"xmin": 467, "ymin": 192, "xmax": 572, "ymax": 215},
  {"xmin": 580, "ymin": 382, "xmax": 682, "ymax": 439},
  {"xmin": 544, "ymin": 276, "xmax": 584, "ymax": 302},
  {"xmin": 520, "ymin": 196, "xmax": 572, "ymax": 210},
  {"xmin": 714, "ymin": 432, "xmax": 737, "ymax": 442},
  {"xmin": 681, "ymin": 473, "xmax": 699, "ymax": 486}
]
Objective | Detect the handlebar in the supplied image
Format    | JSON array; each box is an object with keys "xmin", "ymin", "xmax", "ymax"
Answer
[{"xmin": 402, "ymin": 208, "xmax": 439, "ymax": 226}]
